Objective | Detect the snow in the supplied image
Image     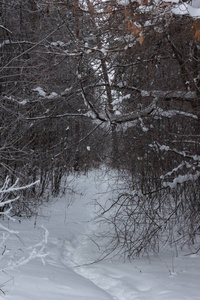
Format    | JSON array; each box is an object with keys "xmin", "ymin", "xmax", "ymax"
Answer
[
  {"xmin": 47, "ymin": 92, "xmax": 58, "ymax": 99},
  {"xmin": 117, "ymin": 0, "xmax": 130, "ymax": 6},
  {"xmin": 136, "ymin": 0, "xmax": 200, "ymax": 18},
  {"xmin": 172, "ymin": 3, "xmax": 200, "ymax": 18},
  {"xmin": 115, "ymin": 0, "xmax": 200, "ymax": 18},
  {"xmin": 32, "ymin": 87, "xmax": 58, "ymax": 99},
  {"xmin": 163, "ymin": 172, "xmax": 200, "ymax": 188},
  {"xmin": 155, "ymin": 108, "xmax": 198, "ymax": 120},
  {"xmin": 0, "ymin": 40, "xmax": 11, "ymax": 49},
  {"xmin": 165, "ymin": 0, "xmax": 200, "ymax": 18},
  {"xmin": 1, "ymin": 170, "xmax": 200, "ymax": 300},
  {"xmin": 32, "ymin": 87, "xmax": 46, "ymax": 97},
  {"xmin": 19, "ymin": 100, "xmax": 28, "ymax": 105},
  {"xmin": 192, "ymin": 0, "xmax": 200, "ymax": 8},
  {"xmin": 156, "ymin": 142, "xmax": 200, "ymax": 162},
  {"xmin": 50, "ymin": 41, "xmax": 65, "ymax": 47},
  {"xmin": 187, "ymin": 3, "xmax": 200, "ymax": 17},
  {"xmin": 114, "ymin": 110, "xmax": 121, "ymax": 115}
]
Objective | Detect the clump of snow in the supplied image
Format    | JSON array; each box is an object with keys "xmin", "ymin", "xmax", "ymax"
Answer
[
  {"xmin": 100, "ymin": 48, "xmax": 107, "ymax": 55},
  {"xmin": 47, "ymin": 92, "xmax": 58, "ymax": 99},
  {"xmin": 50, "ymin": 41, "xmax": 65, "ymax": 47},
  {"xmin": 117, "ymin": 0, "xmax": 130, "ymax": 6},
  {"xmin": 141, "ymin": 90, "xmax": 150, "ymax": 97},
  {"xmin": 114, "ymin": 110, "xmax": 121, "ymax": 116},
  {"xmin": 32, "ymin": 87, "xmax": 46, "ymax": 97},
  {"xmin": 155, "ymin": 108, "xmax": 198, "ymax": 120},
  {"xmin": 84, "ymin": 110, "xmax": 97, "ymax": 119},
  {"xmin": 32, "ymin": 88, "xmax": 58, "ymax": 99},
  {"xmin": 61, "ymin": 87, "xmax": 72, "ymax": 96},
  {"xmin": 19, "ymin": 100, "xmax": 28, "ymax": 105},
  {"xmin": 139, "ymin": 117, "xmax": 149, "ymax": 132},
  {"xmin": 117, "ymin": 82, "xmax": 124, "ymax": 88},
  {"xmin": 159, "ymin": 144, "xmax": 170, "ymax": 151}
]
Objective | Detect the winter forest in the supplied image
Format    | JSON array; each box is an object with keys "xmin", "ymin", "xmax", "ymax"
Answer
[{"xmin": 0, "ymin": 0, "xmax": 200, "ymax": 299}]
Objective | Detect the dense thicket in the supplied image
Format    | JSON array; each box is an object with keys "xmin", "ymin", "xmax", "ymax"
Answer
[{"xmin": 0, "ymin": 0, "xmax": 199, "ymax": 255}]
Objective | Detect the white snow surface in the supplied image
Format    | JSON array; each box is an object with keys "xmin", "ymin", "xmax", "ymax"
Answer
[
  {"xmin": 1, "ymin": 170, "xmax": 200, "ymax": 300},
  {"xmin": 172, "ymin": 3, "xmax": 200, "ymax": 18}
]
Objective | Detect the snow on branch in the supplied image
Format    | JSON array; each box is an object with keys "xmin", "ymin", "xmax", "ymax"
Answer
[
  {"xmin": 2, "ymin": 226, "xmax": 49, "ymax": 271},
  {"xmin": 30, "ymin": 82, "xmax": 199, "ymax": 123},
  {"xmin": 32, "ymin": 87, "xmax": 60, "ymax": 99},
  {"xmin": 0, "ymin": 196, "xmax": 20, "ymax": 208},
  {"xmin": 0, "ymin": 223, "xmax": 18, "ymax": 235},
  {"xmin": 150, "ymin": 143, "xmax": 200, "ymax": 188},
  {"xmin": 154, "ymin": 108, "xmax": 198, "ymax": 120},
  {"xmin": 0, "ymin": 26, "xmax": 12, "ymax": 34},
  {"xmin": 153, "ymin": 142, "xmax": 200, "ymax": 161},
  {"xmin": 27, "ymin": 84, "xmax": 199, "ymax": 127},
  {"xmin": 0, "ymin": 177, "xmax": 39, "ymax": 215},
  {"xmin": 0, "ymin": 178, "xmax": 39, "ymax": 194},
  {"xmin": 141, "ymin": 90, "xmax": 197, "ymax": 100},
  {"xmin": 0, "ymin": 24, "xmax": 65, "ymax": 73},
  {"xmin": 31, "ymin": 85, "xmax": 106, "ymax": 122},
  {"xmin": 113, "ymin": 97, "xmax": 158, "ymax": 123},
  {"xmin": 0, "ymin": 176, "xmax": 49, "ymax": 271},
  {"xmin": 160, "ymin": 161, "xmax": 191, "ymax": 179},
  {"xmin": 79, "ymin": 79, "xmax": 107, "ymax": 122},
  {"xmin": 163, "ymin": 172, "xmax": 200, "ymax": 189},
  {"xmin": 25, "ymin": 112, "xmax": 91, "ymax": 121},
  {"xmin": 0, "ymin": 39, "xmax": 36, "ymax": 49},
  {"xmin": 114, "ymin": 84, "xmax": 198, "ymax": 101}
]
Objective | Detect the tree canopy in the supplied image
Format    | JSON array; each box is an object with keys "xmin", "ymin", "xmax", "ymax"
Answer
[{"xmin": 0, "ymin": 0, "xmax": 200, "ymax": 256}]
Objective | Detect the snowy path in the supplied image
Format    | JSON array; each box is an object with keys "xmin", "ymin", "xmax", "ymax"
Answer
[
  {"xmin": 60, "ymin": 172, "xmax": 200, "ymax": 300},
  {"xmin": 1, "ymin": 170, "xmax": 200, "ymax": 299},
  {"xmin": 0, "ymin": 172, "xmax": 114, "ymax": 300}
]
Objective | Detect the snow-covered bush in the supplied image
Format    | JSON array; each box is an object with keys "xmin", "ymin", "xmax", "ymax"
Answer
[
  {"xmin": 0, "ymin": 177, "xmax": 48, "ymax": 283},
  {"xmin": 96, "ymin": 166, "xmax": 200, "ymax": 259}
]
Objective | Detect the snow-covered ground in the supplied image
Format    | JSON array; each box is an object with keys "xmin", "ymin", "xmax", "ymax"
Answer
[{"xmin": 0, "ymin": 170, "xmax": 199, "ymax": 300}]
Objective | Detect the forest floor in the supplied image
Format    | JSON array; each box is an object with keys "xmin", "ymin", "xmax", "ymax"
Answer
[{"xmin": 0, "ymin": 169, "xmax": 199, "ymax": 300}]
